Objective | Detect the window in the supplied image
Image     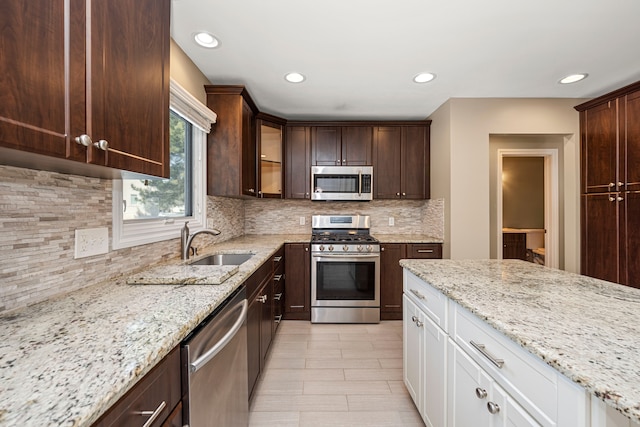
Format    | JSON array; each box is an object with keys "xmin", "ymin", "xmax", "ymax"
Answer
[{"xmin": 112, "ymin": 79, "xmax": 217, "ymax": 250}]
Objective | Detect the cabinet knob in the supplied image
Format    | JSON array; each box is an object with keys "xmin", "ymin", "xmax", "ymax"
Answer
[
  {"xmin": 487, "ymin": 401, "xmax": 501, "ymax": 414},
  {"xmin": 94, "ymin": 139, "xmax": 109, "ymax": 151},
  {"xmin": 475, "ymin": 387, "xmax": 487, "ymax": 399},
  {"xmin": 396, "ymin": 192, "xmax": 401, "ymax": 196},
  {"xmin": 609, "ymin": 196, "xmax": 615, "ymax": 202},
  {"xmin": 75, "ymin": 134, "xmax": 92, "ymax": 147},
  {"xmin": 402, "ymin": 192, "xmax": 406, "ymax": 196},
  {"xmin": 617, "ymin": 196, "xmax": 624, "ymax": 202},
  {"xmin": 609, "ymin": 182, "xmax": 616, "ymax": 188},
  {"xmin": 618, "ymin": 182, "xmax": 624, "ymax": 188},
  {"xmin": 248, "ymin": 188, "xmax": 255, "ymax": 194},
  {"xmin": 381, "ymin": 247, "xmax": 385, "ymax": 251},
  {"xmin": 305, "ymin": 247, "xmax": 309, "ymax": 252}
]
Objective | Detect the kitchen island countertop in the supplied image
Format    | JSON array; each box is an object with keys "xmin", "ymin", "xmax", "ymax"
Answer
[
  {"xmin": 0, "ymin": 234, "xmax": 308, "ymax": 427},
  {"xmin": 400, "ymin": 259, "xmax": 640, "ymax": 424}
]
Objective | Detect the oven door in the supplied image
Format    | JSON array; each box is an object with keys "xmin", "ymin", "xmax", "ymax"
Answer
[{"xmin": 311, "ymin": 253, "xmax": 380, "ymax": 307}]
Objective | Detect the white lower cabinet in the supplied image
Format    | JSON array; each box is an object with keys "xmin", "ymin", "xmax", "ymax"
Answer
[
  {"xmin": 448, "ymin": 338, "xmax": 539, "ymax": 427},
  {"xmin": 403, "ymin": 294, "xmax": 447, "ymax": 427}
]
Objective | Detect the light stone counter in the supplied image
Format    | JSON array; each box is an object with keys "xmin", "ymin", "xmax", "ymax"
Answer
[
  {"xmin": 0, "ymin": 234, "xmax": 309, "ymax": 427},
  {"xmin": 400, "ymin": 259, "xmax": 640, "ymax": 424},
  {"xmin": 374, "ymin": 233, "xmax": 443, "ymax": 244}
]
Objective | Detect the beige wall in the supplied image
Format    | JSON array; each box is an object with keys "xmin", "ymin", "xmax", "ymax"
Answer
[
  {"xmin": 429, "ymin": 98, "xmax": 587, "ymax": 273},
  {"xmin": 170, "ymin": 39, "xmax": 211, "ymax": 103}
]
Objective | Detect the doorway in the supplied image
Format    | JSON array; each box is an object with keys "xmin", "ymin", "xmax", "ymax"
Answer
[{"xmin": 496, "ymin": 148, "xmax": 559, "ymax": 268}]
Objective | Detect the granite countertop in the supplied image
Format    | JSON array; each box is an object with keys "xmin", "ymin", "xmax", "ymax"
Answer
[
  {"xmin": 400, "ymin": 259, "xmax": 640, "ymax": 424},
  {"xmin": 0, "ymin": 234, "xmax": 309, "ymax": 427},
  {"xmin": 374, "ymin": 234, "xmax": 443, "ymax": 244}
]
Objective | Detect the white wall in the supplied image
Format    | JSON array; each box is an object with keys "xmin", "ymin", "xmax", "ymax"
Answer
[{"xmin": 429, "ymin": 98, "xmax": 587, "ymax": 273}]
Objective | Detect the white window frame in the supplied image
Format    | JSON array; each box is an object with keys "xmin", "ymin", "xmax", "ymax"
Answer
[{"xmin": 112, "ymin": 79, "xmax": 217, "ymax": 250}]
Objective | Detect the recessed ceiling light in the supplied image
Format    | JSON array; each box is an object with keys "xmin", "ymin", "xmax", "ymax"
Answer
[
  {"xmin": 559, "ymin": 73, "xmax": 588, "ymax": 84},
  {"xmin": 413, "ymin": 73, "xmax": 436, "ymax": 83},
  {"xmin": 285, "ymin": 72, "xmax": 306, "ymax": 83},
  {"xmin": 194, "ymin": 32, "xmax": 219, "ymax": 48}
]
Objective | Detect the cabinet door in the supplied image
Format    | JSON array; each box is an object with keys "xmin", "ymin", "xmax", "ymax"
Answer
[
  {"xmin": 622, "ymin": 191, "xmax": 640, "ymax": 288},
  {"xmin": 402, "ymin": 126, "xmax": 430, "ymax": 199},
  {"xmin": 241, "ymin": 100, "xmax": 257, "ymax": 196},
  {"xmin": 448, "ymin": 340, "xmax": 492, "ymax": 427},
  {"xmin": 258, "ymin": 120, "xmax": 283, "ymax": 198},
  {"xmin": 502, "ymin": 233, "xmax": 527, "ymax": 260},
  {"xmin": 0, "ymin": 0, "xmax": 86, "ymax": 162},
  {"xmin": 381, "ymin": 244, "xmax": 405, "ymax": 320},
  {"xmin": 342, "ymin": 126, "xmax": 373, "ymax": 165},
  {"xmin": 259, "ymin": 280, "xmax": 274, "ymax": 370},
  {"xmin": 285, "ymin": 126, "xmax": 311, "ymax": 199},
  {"xmin": 581, "ymin": 101, "xmax": 618, "ymax": 193},
  {"xmin": 284, "ymin": 243, "xmax": 311, "ymax": 320},
  {"xmin": 623, "ymin": 90, "xmax": 640, "ymax": 192},
  {"xmin": 492, "ymin": 384, "xmax": 541, "ymax": 427},
  {"xmin": 403, "ymin": 295, "xmax": 424, "ymax": 412},
  {"xmin": 90, "ymin": 0, "xmax": 170, "ymax": 177},
  {"xmin": 312, "ymin": 126, "xmax": 341, "ymax": 165},
  {"xmin": 247, "ymin": 293, "xmax": 262, "ymax": 397},
  {"xmin": 581, "ymin": 193, "xmax": 620, "ymax": 283},
  {"xmin": 423, "ymin": 310, "xmax": 448, "ymax": 427},
  {"xmin": 373, "ymin": 127, "xmax": 402, "ymax": 198}
]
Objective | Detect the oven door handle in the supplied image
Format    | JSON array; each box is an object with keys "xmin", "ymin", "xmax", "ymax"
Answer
[{"xmin": 312, "ymin": 253, "xmax": 380, "ymax": 259}]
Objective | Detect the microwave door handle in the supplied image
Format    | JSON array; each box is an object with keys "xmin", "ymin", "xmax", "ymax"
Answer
[{"xmin": 358, "ymin": 171, "xmax": 362, "ymax": 196}]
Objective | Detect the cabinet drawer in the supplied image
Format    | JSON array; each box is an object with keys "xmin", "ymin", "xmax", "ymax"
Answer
[
  {"xmin": 452, "ymin": 303, "xmax": 558, "ymax": 426},
  {"xmin": 407, "ymin": 243, "xmax": 442, "ymax": 259},
  {"xmin": 403, "ymin": 270, "xmax": 447, "ymax": 331},
  {"xmin": 93, "ymin": 347, "xmax": 181, "ymax": 427}
]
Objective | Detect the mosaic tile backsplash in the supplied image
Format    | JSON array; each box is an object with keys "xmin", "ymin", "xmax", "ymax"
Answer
[{"xmin": 0, "ymin": 165, "xmax": 443, "ymax": 314}]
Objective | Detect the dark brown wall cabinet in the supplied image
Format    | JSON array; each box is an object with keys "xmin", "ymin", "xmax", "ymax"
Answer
[
  {"xmin": 285, "ymin": 126, "xmax": 312, "ymax": 199},
  {"xmin": 257, "ymin": 114, "xmax": 285, "ymax": 198},
  {"xmin": 92, "ymin": 347, "xmax": 182, "ymax": 427},
  {"xmin": 0, "ymin": 0, "xmax": 171, "ymax": 178},
  {"xmin": 576, "ymin": 81, "xmax": 640, "ymax": 287},
  {"xmin": 373, "ymin": 125, "xmax": 431, "ymax": 199},
  {"xmin": 283, "ymin": 243, "xmax": 311, "ymax": 320},
  {"xmin": 380, "ymin": 243, "xmax": 442, "ymax": 320},
  {"xmin": 311, "ymin": 126, "xmax": 373, "ymax": 166}
]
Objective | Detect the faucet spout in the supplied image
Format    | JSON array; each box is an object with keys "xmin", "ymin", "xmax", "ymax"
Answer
[{"xmin": 181, "ymin": 222, "xmax": 221, "ymax": 260}]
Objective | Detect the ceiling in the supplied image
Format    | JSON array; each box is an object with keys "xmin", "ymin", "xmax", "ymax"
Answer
[{"xmin": 171, "ymin": 0, "xmax": 640, "ymax": 121}]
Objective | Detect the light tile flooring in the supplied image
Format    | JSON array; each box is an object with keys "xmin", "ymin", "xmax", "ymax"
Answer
[{"xmin": 249, "ymin": 320, "xmax": 425, "ymax": 427}]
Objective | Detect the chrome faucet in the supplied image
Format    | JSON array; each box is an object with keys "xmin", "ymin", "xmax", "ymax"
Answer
[{"xmin": 181, "ymin": 221, "xmax": 221, "ymax": 260}]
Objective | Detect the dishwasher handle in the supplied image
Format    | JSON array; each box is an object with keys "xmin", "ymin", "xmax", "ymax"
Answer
[{"xmin": 190, "ymin": 299, "xmax": 248, "ymax": 373}]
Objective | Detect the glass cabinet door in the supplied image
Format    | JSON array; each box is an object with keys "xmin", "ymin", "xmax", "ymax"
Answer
[{"xmin": 257, "ymin": 119, "xmax": 283, "ymax": 198}]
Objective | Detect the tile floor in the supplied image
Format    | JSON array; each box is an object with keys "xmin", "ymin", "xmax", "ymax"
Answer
[{"xmin": 249, "ymin": 320, "xmax": 425, "ymax": 427}]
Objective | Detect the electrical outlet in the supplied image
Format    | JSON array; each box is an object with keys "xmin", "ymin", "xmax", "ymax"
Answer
[
  {"xmin": 388, "ymin": 217, "xmax": 395, "ymax": 226},
  {"xmin": 75, "ymin": 227, "xmax": 109, "ymax": 259},
  {"xmin": 299, "ymin": 216, "xmax": 306, "ymax": 226}
]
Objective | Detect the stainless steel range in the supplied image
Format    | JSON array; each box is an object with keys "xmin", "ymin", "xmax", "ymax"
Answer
[{"xmin": 310, "ymin": 215, "xmax": 380, "ymax": 323}]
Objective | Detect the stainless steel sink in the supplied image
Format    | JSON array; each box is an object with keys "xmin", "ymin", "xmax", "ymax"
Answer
[{"xmin": 189, "ymin": 253, "xmax": 254, "ymax": 266}]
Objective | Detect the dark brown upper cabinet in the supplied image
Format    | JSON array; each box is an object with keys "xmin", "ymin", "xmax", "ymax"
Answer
[
  {"xmin": 285, "ymin": 126, "xmax": 312, "ymax": 199},
  {"xmin": 0, "ymin": 0, "xmax": 171, "ymax": 178},
  {"xmin": 311, "ymin": 126, "xmax": 373, "ymax": 166},
  {"xmin": 373, "ymin": 123, "xmax": 431, "ymax": 199},
  {"xmin": 257, "ymin": 113, "xmax": 285, "ymax": 198},
  {"xmin": 205, "ymin": 85, "xmax": 259, "ymax": 197}
]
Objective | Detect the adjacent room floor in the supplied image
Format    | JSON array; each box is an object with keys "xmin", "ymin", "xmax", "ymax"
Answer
[{"xmin": 249, "ymin": 320, "xmax": 425, "ymax": 427}]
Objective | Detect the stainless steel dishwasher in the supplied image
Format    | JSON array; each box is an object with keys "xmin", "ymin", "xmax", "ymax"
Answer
[{"xmin": 182, "ymin": 287, "xmax": 248, "ymax": 426}]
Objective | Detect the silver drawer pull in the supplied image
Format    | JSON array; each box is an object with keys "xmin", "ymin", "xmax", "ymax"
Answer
[
  {"xmin": 470, "ymin": 341, "xmax": 504, "ymax": 369},
  {"xmin": 257, "ymin": 295, "xmax": 267, "ymax": 303},
  {"xmin": 140, "ymin": 400, "xmax": 166, "ymax": 427},
  {"xmin": 410, "ymin": 289, "xmax": 426, "ymax": 300},
  {"xmin": 417, "ymin": 249, "xmax": 434, "ymax": 253},
  {"xmin": 274, "ymin": 274, "xmax": 283, "ymax": 282},
  {"xmin": 475, "ymin": 387, "xmax": 487, "ymax": 399},
  {"xmin": 290, "ymin": 305, "xmax": 304, "ymax": 308},
  {"xmin": 274, "ymin": 292, "xmax": 283, "ymax": 301},
  {"xmin": 274, "ymin": 256, "xmax": 283, "ymax": 262},
  {"xmin": 487, "ymin": 401, "xmax": 501, "ymax": 414},
  {"xmin": 275, "ymin": 314, "xmax": 283, "ymax": 323}
]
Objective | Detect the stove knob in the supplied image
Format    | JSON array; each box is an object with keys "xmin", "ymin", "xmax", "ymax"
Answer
[
  {"xmin": 319, "ymin": 245, "xmax": 325, "ymax": 251},
  {"xmin": 343, "ymin": 245, "xmax": 349, "ymax": 252},
  {"xmin": 328, "ymin": 245, "xmax": 334, "ymax": 252},
  {"xmin": 357, "ymin": 245, "xmax": 364, "ymax": 252}
]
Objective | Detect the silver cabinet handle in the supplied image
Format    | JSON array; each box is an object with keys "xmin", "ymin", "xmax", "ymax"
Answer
[
  {"xmin": 274, "ymin": 256, "xmax": 283, "ymax": 262},
  {"xmin": 257, "ymin": 295, "xmax": 267, "ymax": 303},
  {"xmin": 140, "ymin": 400, "xmax": 166, "ymax": 427},
  {"xmin": 470, "ymin": 341, "xmax": 504, "ymax": 369},
  {"xmin": 290, "ymin": 305, "xmax": 304, "ymax": 308},
  {"xmin": 274, "ymin": 274, "xmax": 283, "ymax": 282},
  {"xmin": 75, "ymin": 134, "xmax": 92, "ymax": 147},
  {"xmin": 410, "ymin": 289, "xmax": 426, "ymax": 300},
  {"xmin": 274, "ymin": 292, "xmax": 283, "ymax": 301},
  {"xmin": 475, "ymin": 387, "xmax": 487, "ymax": 399},
  {"xmin": 94, "ymin": 139, "xmax": 108, "ymax": 151},
  {"xmin": 417, "ymin": 249, "xmax": 434, "ymax": 253},
  {"xmin": 275, "ymin": 314, "xmax": 283, "ymax": 323},
  {"xmin": 487, "ymin": 401, "xmax": 501, "ymax": 414}
]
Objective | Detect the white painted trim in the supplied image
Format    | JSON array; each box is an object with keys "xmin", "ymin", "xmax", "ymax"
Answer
[
  {"xmin": 169, "ymin": 78, "xmax": 217, "ymax": 133},
  {"xmin": 497, "ymin": 148, "xmax": 560, "ymax": 269}
]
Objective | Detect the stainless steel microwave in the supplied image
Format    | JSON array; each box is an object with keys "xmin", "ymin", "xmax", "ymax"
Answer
[{"xmin": 311, "ymin": 166, "xmax": 373, "ymax": 201}]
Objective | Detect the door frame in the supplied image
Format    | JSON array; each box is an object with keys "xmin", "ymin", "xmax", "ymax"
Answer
[{"xmin": 497, "ymin": 148, "xmax": 559, "ymax": 268}]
